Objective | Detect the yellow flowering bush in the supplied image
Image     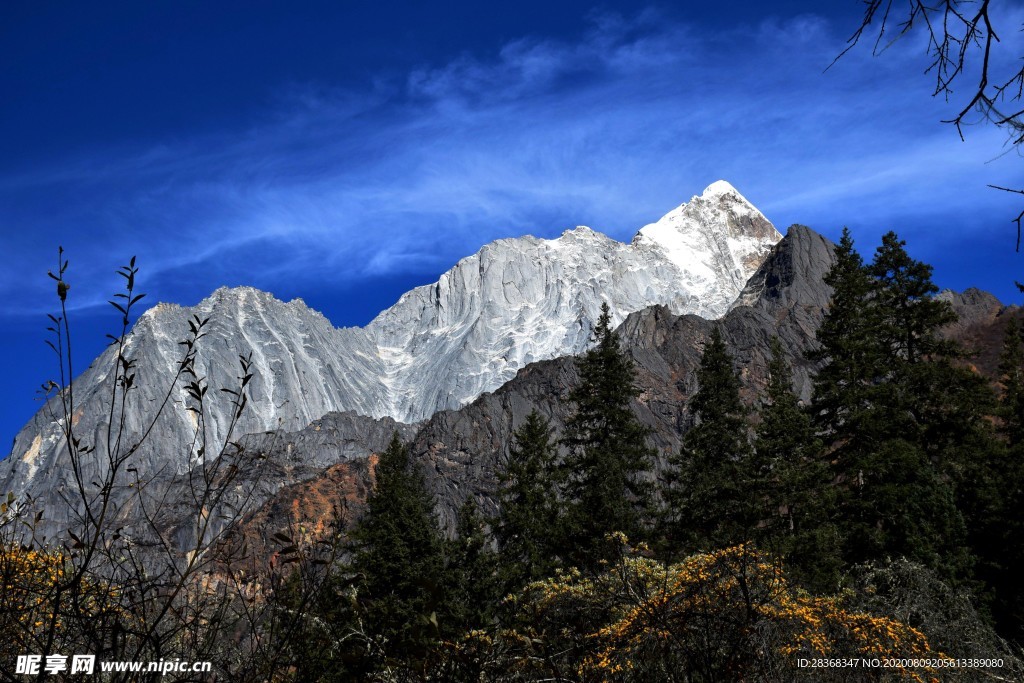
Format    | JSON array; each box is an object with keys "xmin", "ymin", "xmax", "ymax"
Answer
[
  {"xmin": 0, "ymin": 545, "xmax": 124, "ymax": 659},
  {"xmin": 1, "ymin": 547, "xmax": 73, "ymax": 637},
  {"xmin": 497, "ymin": 541, "xmax": 964, "ymax": 682}
]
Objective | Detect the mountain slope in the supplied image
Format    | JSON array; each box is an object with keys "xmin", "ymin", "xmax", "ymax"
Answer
[
  {"xmin": 235, "ymin": 224, "xmax": 1011, "ymax": 546},
  {"xmin": 225, "ymin": 223, "xmax": 839, "ymax": 541},
  {"xmin": 367, "ymin": 181, "xmax": 778, "ymax": 420},
  {"xmin": 1, "ymin": 181, "xmax": 780, "ymax": 511}
]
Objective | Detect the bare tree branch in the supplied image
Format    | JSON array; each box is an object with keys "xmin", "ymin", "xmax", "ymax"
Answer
[{"xmin": 838, "ymin": 1, "xmax": 1024, "ymax": 249}]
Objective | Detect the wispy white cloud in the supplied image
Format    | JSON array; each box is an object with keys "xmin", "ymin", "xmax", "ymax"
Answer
[{"xmin": 1, "ymin": 7, "xmax": 1021, "ymax": 317}]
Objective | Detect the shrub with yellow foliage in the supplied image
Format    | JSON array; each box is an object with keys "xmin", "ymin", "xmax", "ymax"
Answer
[
  {"xmin": 1, "ymin": 546, "xmax": 70, "ymax": 636},
  {"xmin": 481, "ymin": 538, "xmax": 1008, "ymax": 682},
  {"xmin": 0, "ymin": 544, "xmax": 124, "ymax": 665}
]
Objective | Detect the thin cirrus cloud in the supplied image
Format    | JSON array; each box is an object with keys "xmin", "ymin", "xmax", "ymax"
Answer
[{"xmin": 1, "ymin": 9, "xmax": 1019, "ymax": 317}]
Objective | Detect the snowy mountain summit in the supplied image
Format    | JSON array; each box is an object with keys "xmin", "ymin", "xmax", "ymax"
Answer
[
  {"xmin": 2, "ymin": 181, "xmax": 780, "ymax": 497},
  {"xmin": 367, "ymin": 180, "xmax": 780, "ymax": 420},
  {"xmin": 635, "ymin": 180, "xmax": 776, "ymax": 288}
]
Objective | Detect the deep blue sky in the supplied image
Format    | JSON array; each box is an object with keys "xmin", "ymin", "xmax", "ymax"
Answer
[{"xmin": 2, "ymin": 1, "xmax": 1023, "ymax": 453}]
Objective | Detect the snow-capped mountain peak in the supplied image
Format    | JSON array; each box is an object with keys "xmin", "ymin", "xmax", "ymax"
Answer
[
  {"xmin": 3, "ymin": 182, "xmax": 782, "ymax": 500},
  {"xmin": 702, "ymin": 179, "xmax": 746, "ymax": 200},
  {"xmin": 363, "ymin": 182, "xmax": 780, "ymax": 421},
  {"xmin": 632, "ymin": 181, "xmax": 779, "ymax": 294}
]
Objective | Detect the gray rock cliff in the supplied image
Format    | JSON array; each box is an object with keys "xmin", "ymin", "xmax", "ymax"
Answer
[
  {"xmin": 236, "ymin": 224, "xmax": 840, "ymax": 536},
  {"xmin": 0, "ymin": 181, "xmax": 780, "ymax": 542}
]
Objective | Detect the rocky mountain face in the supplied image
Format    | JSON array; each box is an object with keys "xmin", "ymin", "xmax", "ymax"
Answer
[
  {"xmin": 232, "ymin": 224, "xmax": 1016, "ymax": 548},
  {"xmin": 8, "ymin": 217, "xmax": 1009, "ymax": 557},
  {"xmin": 407, "ymin": 225, "xmax": 841, "ymax": 528},
  {"xmin": 937, "ymin": 288, "xmax": 1020, "ymax": 377},
  {"xmin": 0, "ymin": 182, "xmax": 780, "ymax": 524},
  {"xmin": 360, "ymin": 179, "xmax": 779, "ymax": 421},
  {"xmin": 228, "ymin": 224, "xmax": 841, "ymax": 541},
  {"xmin": 141, "ymin": 412, "xmax": 419, "ymax": 553}
]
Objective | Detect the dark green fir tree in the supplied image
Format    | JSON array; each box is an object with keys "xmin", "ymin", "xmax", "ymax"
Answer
[
  {"xmin": 748, "ymin": 337, "xmax": 839, "ymax": 591},
  {"xmin": 494, "ymin": 409, "xmax": 563, "ymax": 593},
  {"xmin": 446, "ymin": 496, "xmax": 499, "ymax": 631},
  {"xmin": 560, "ymin": 302, "xmax": 656, "ymax": 569},
  {"xmin": 869, "ymin": 231, "xmax": 958, "ymax": 365},
  {"xmin": 349, "ymin": 432, "xmax": 449, "ymax": 670},
  {"xmin": 808, "ymin": 227, "xmax": 884, "ymax": 451},
  {"xmin": 972, "ymin": 318, "xmax": 1024, "ymax": 640},
  {"xmin": 999, "ymin": 318, "xmax": 1024, "ymax": 446},
  {"xmin": 664, "ymin": 325, "xmax": 750, "ymax": 555},
  {"xmin": 809, "ymin": 230, "xmax": 973, "ymax": 582}
]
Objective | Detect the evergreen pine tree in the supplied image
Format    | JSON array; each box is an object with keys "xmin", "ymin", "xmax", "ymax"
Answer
[
  {"xmin": 809, "ymin": 231, "xmax": 972, "ymax": 581},
  {"xmin": 867, "ymin": 232, "xmax": 965, "ymax": 451},
  {"xmin": 808, "ymin": 227, "xmax": 884, "ymax": 451},
  {"xmin": 870, "ymin": 231, "xmax": 958, "ymax": 364},
  {"xmin": 446, "ymin": 497, "xmax": 499, "ymax": 631},
  {"xmin": 349, "ymin": 432, "xmax": 448, "ymax": 667},
  {"xmin": 494, "ymin": 409, "xmax": 563, "ymax": 593},
  {"xmin": 864, "ymin": 233, "xmax": 976, "ymax": 580},
  {"xmin": 974, "ymin": 318, "xmax": 1024, "ymax": 640},
  {"xmin": 749, "ymin": 337, "xmax": 839, "ymax": 590},
  {"xmin": 999, "ymin": 318, "xmax": 1024, "ymax": 445},
  {"xmin": 560, "ymin": 302, "xmax": 656, "ymax": 569},
  {"xmin": 664, "ymin": 326, "xmax": 750, "ymax": 554}
]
